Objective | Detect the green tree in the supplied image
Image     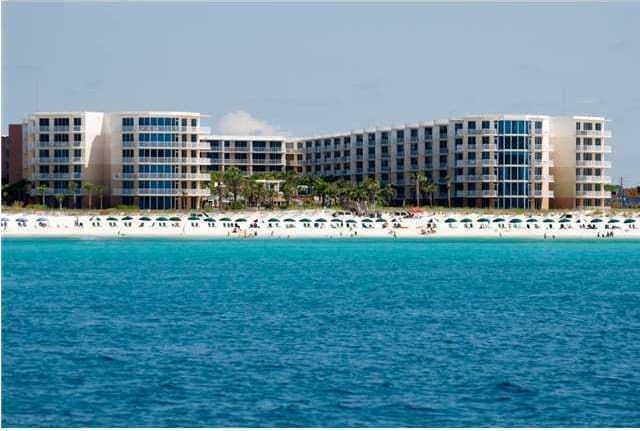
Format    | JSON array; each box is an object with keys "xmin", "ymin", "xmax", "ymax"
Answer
[
  {"xmin": 68, "ymin": 181, "xmax": 78, "ymax": 209},
  {"xmin": 445, "ymin": 175, "xmax": 452, "ymax": 208},
  {"xmin": 362, "ymin": 178, "xmax": 382, "ymax": 209},
  {"xmin": 55, "ymin": 193, "xmax": 64, "ymax": 210},
  {"xmin": 378, "ymin": 184, "xmax": 397, "ymax": 206},
  {"xmin": 36, "ymin": 185, "xmax": 48, "ymax": 206},
  {"xmin": 82, "ymin": 182, "xmax": 94, "ymax": 210},
  {"xmin": 95, "ymin": 184, "xmax": 105, "ymax": 209},
  {"xmin": 209, "ymin": 171, "xmax": 225, "ymax": 208},
  {"xmin": 223, "ymin": 167, "xmax": 244, "ymax": 204},
  {"xmin": 423, "ymin": 179, "xmax": 438, "ymax": 207},
  {"xmin": 412, "ymin": 172, "xmax": 429, "ymax": 207}
]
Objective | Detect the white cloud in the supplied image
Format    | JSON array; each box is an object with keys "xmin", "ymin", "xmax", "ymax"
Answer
[{"xmin": 214, "ymin": 111, "xmax": 287, "ymax": 136}]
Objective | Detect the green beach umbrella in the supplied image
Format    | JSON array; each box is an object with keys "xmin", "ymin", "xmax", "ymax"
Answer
[
  {"xmin": 169, "ymin": 216, "xmax": 181, "ymax": 221},
  {"xmin": 543, "ymin": 218, "xmax": 555, "ymax": 223},
  {"xmin": 268, "ymin": 218, "xmax": 279, "ymax": 222},
  {"xmin": 624, "ymin": 219, "xmax": 636, "ymax": 224},
  {"xmin": 361, "ymin": 218, "xmax": 373, "ymax": 223},
  {"xmin": 477, "ymin": 218, "xmax": 491, "ymax": 223},
  {"xmin": 106, "ymin": 217, "xmax": 118, "ymax": 221},
  {"xmin": 299, "ymin": 218, "xmax": 311, "ymax": 223},
  {"xmin": 493, "ymin": 217, "xmax": 505, "ymax": 223},
  {"xmin": 283, "ymin": 218, "xmax": 295, "ymax": 222},
  {"xmin": 559, "ymin": 218, "xmax": 571, "ymax": 224},
  {"xmin": 122, "ymin": 216, "xmax": 133, "ymax": 220},
  {"xmin": 331, "ymin": 218, "xmax": 343, "ymax": 223},
  {"xmin": 444, "ymin": 218, "xmax": 457, "ymax": 223},
  {"xmin": 526, "ymin": 218, "xmax": 538, "ymax": 223},
  {"xmin": 204, "ymin": 217, "xmax": 216, "ymax": 222},
  {"xmin": 608, "ymin": 219, "xmax": 620, "ymax": 223},
  {"xmin": 139, "ymin": 216, "xmax": 151, "ymax": 221},
  {"xmin": 219, "ymin": 217, "xmax": 231, "ymax": 221},
  {"xmin": 315, "ymin": 218, "xmax": 327, "ymax": 223},
  {"xmin": 509, "ymin": 218, "xmax": 523, "ymax": 224},
  {"xmin": 346, "ymin": 219, "xmax": 357, "ymax": 224},
  {"xmin": 156, "ymin": 216, "xmax": 168, "ymax": 221},
  {"xmin": 188, "ymin": 216, "xmax": 200, "ymax": 221},
  {"xmin": 376, "ymin": 218, "xmax": 387, "ymax": 223},
  {"xmin": 235, "ymin": 218, "xmax": 247, "ymax": 222},
  {"xmin": 591, "ymin": 218, "xmax": 603, "ymax": 223},
  {"xmin": 460, "ymin": 218, "xmax": 472, "ymax": 223}
]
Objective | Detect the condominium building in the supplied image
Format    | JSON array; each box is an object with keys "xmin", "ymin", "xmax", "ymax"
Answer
[
  {"xmin": 13, "ymin": 111, "xmax": 612, "ymax": 210},
  {"xmin": 199, "ymin": 135, "xmax": 286, "ymax": 176},
  {"xmin": 293, "ymin": 114, "xmax": 611, "ymax": 210}
]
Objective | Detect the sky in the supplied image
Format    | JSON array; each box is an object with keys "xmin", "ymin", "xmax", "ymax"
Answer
[{"xmin": 2, "ymin": 2, "xmax": 639, "ymax": 184}]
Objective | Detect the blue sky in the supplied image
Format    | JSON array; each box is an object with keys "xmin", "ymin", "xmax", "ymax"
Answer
[{"xmin": 3, "ymin": 2, "xmax": 639, "ymax": 183}]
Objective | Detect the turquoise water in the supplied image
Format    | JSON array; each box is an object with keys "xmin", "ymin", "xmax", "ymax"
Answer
[{"xmin": 2, "ymin": 237, "xmax": 640, "ymax": 427}]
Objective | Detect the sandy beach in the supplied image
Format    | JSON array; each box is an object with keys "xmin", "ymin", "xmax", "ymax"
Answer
[{"xmin": 2, "ymin": 211, "xmax": 639, "ymax": 240}]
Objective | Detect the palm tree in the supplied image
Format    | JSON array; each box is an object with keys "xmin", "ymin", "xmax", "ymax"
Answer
[
  {"xmin": 424, "ymin": 180, "xmax": 437, "ymax": 207},
  {"xmin": 362, "ymin": 178, "xmax": 382, "ymax": 209},
  {"xmin": 36, "ymin": 185, "xmax": 48, "ymax": 206},
  {"xmin": 82, "ymin": 181, "xmax": 94, "ymax": 210},
  {"xmin": 209, "ymin": 171, "xmax": 225, "ymax": 208},
  {"xmin": 445, "ymin": 175, "xmax": 452, "ymax": 208},
  {"xmin": 95, "ymin": 184, "xmax": 105, "ymax": 209},
  {"xmin": 55, "ymin": 193, "xmax": 64, "ymax": 210},
  {"xmin": 68, "ymin": 181, "xmax": 78, "ymax": 209},
  {"xmin": 412, "ymin": 173, "xmax": 428, "ymax": 207},
  {"xmin": 313, "ymin": 177, "xmax": 330, "ymax": 207},
  {"xmin": 242, "ymin": 177, "xmax": 261, "ymax": 207},
  {"xmin": 378, "ymin": 184, "xmax": 397, "ymax": 207},
  {"xmin": 223, "ymin": 167, "xmax": 243, "ymax": 204}
]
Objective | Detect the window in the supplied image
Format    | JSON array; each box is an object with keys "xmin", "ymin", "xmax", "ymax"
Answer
[
  {"xmin": 576, "ymin": 122, "xmax": 581, "ymax": 130},
  {"xmin": 595, "ymin": 123, "xmax": 602, "ymax": 131},
  {"xmin": 468, "ymin": 121, "xmax": 476, "ymax": 130},
  {"xmin": 73, "ymin": 118, "xmax": 82, "ymax": 126},
  {"xmin": 481, "ymin": 120, "xmax": 490, "ymax": 129},
  {"xmin": 39, "ymin": 134, "xmax": 49, "ymax": 143},
  {"xmin": 535, "ymin": 121, "xmax": 543, "ymax": 130},
  {"xmin": 39, "ymin": 118, "xmax": 50, "ymax": 126},
  {"xmin": 73, "ymin": 134, "xmax": 81, "ymax": 142}
]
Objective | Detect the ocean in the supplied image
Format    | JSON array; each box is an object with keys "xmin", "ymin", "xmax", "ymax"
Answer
[{"xmin": 2, "ymin": 237, "xmax": 640, "ymax": 426}]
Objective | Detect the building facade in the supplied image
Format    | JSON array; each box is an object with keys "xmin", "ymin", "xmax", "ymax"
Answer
[
  {"xmin": 14, "ymin": 111, "xmax": 612, "ymax": 210},
  {"xmin": 293, "ymin": 114, "xmax": 611, "ymax": 210},
  {"xmin": 1, "ymin": 124, "xmax": 24, "ymax": 185}
]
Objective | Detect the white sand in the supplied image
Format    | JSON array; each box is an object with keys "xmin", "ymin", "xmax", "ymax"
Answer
[{"xmin": 2, "ymin": 211, "xmax": 639, "ymax": 240}]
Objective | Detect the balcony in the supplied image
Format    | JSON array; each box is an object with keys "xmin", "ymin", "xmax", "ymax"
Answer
[
  {"xmin": 37, "ymin": 141, "xmax": 82, "ymax": 148},
  {"xmin": 123, "ymin": 125, "xmax": 211, "ymax": 134},
  {"xmin": 533, "ymin": 175, "xmax": 554, "ymax": 182},
  {"xmin": 576, "ymin": 145, "xmax": 612, "ymax": 153},
  {"xmin": 53, "ymin": 126, "xmax": 70, "ymax": 132},
  {"xmin": 114, "ymin": 172, "xmax": 210, "ymax": 180},
  {"xmin": 534, "ymin": 144, "xmax": 555, "ymax": 152},
  {"xmin": 30, "ymin": 188, "xmax": 86, "ymax": 196},
  {"xmin": 33, "ymin": 172, "xmax": 83, "ymax": 180},
  {"xmin": 576, "ymin": 130, "xmax": 612, "ymax": 138},
  {"xmin": 533, "ymin": 190, "xmax": 555, "ymax": 198},
  {"xmin": 455, "ymin": 128, "xmax": 497, "ymax": 137},
  {"xmin": 34, "ymin": 157, "xmax": 85, "ymax": 164},
  {"xmin": 576, "ymin": 160, "xmax": 611, "ymax": 168},
  {"xmin": 533, "ymin": 159, "xmax": 555, "ymax": 167},
  {"xmin": 112, "ymin": 188, "xmax": 210, "ymax": 196},
  {"xmin": 456, "ymin": 190, "xmax": 498, "ymax": 198},
  {"xmin": 576, "ymin": 175, "xmax": 612, "ymax": 183},
  {"xmin": 123, "ymin": 141, "xmax": 211, "ymax": 150},
  {"xmin": 576, "ymin": 190, "xmax": 612, "ymax": 198}
]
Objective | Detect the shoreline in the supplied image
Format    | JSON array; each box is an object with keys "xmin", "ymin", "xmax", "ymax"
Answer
[{"xmin": 2, "ymin": 211, "xmax": 639, "ymax": 241}]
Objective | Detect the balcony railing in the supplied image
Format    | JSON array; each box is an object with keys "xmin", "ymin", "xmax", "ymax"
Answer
[
  {"xmin": 36, "ymin": 141, "xmax": 83, "ymax": 148},
  {"xmin": 533, "ymin": 190, "xmax": 555, "ymax": 198},
  {"xmin": 532, "ymin": 159, "xmax": 555, "ymax": 167},
  {"xmin": 33, "ymin": 172, "xmax": 83, "ymax": 180},
  {"xmin": 112, "ymin": 188, "xmax": 210, "ymax": 196},
  {"xmin": 122, "ymin": 141, "xmax": 211, "ymax": 149},
  {"xmin": 456, "ymin": 190, "xmax": 498, "ymax": 198},
  {"xmin": 576, "ymin": 175, "xmax": 612, "ymax": 183},
  {"xmin": 576, "ymin": 130, "xmax": 612, "ymax": 138},
  {"xmin": 576, "ymin": 145, "xmax": 612, "ymax": 153},
  {"xmin": 576, "ymin": 160, "xmax": 611, "ymax": 168},
  {"xmin": 30, "ymin": 188, "xmax": 86, "ymax": 196},
  {"xmin": 122, "ymin": 125, "xmax": 211, "ymax": 134},
  {"xmin": 456, "ymin": 174, "xmax": 498, "ymax": 182},
  {"xmin": 533, "ymin": 175, "xmax": 554, "ymax": 182},
  {"xmin": 34, "ymin": 157, "xmax": 85, "ymax": 164},
  {"xmin": 455, "ymin": 128, "xmax": 497, "ymax": 137},
  {"xmin": 576, "ymin": 191, "xmax": 612, "ymax": 198},
  {"xmin": 114, "ymin": 172, "xmax": 210, "ymax": 180}
]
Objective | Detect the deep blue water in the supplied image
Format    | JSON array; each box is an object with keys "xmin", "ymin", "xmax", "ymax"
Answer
[{"xmin": 2, "ymin": 237, "xmax": 640, "ymax": 427}]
